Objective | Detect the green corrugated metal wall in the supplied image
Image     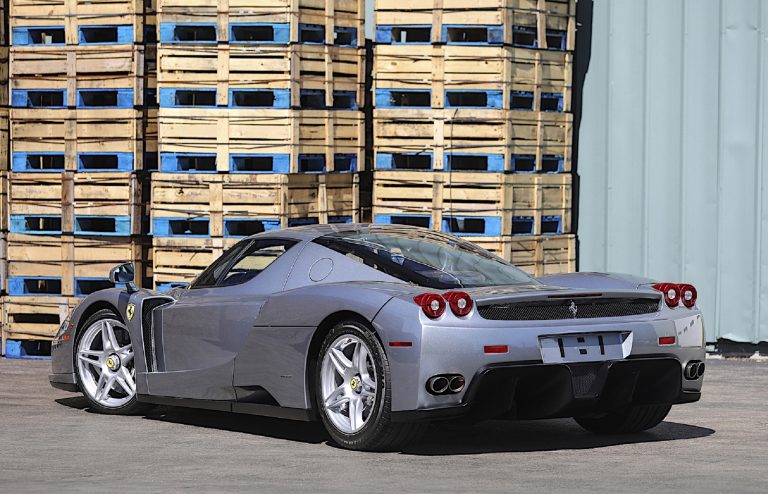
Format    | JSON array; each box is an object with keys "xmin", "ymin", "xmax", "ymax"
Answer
[{"xmin": 576, "ymin": 0, "xmax": 768, "ymax": 344}]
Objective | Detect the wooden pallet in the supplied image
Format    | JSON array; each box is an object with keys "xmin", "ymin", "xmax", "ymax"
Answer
[
  {"xmin": 374, "ymin": 108, "xmax": 572, "ymax": 172},
  {"xmin": 0, "ymin": 107, "xmax": 7, "ymax": 171},
  {"xmin": 8, "ymin": 172, "xmax": 143, "ymax": 235},
  {"xmin": 158, "ymin": 108, "xmax": 365, "ymax": 172},
  {"xmin": 158, "ymin": 44, "xmax": 365, "ymax": 106},
  {"xmin": 158, "ymin": 0, "xmax": 364, "ymax": 45},
  {"xmin": 151, "ymin": 237, "xmax": 240, "ymax": 290},
  {"xmin": 374, "ymin": 44, "xmax": 572, "ymax": 111},
  {"xmin": 375, "ymin": 0, "xmax": 575, "ymax": 50},
  {"xmin": 10, "ymin": 44, "xmax": 154, "ymax": 81},
  {"xmin": 10, "ymin": 108, "xmax": 153, "ymax": 171}
]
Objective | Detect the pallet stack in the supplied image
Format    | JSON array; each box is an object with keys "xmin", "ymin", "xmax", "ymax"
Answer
[
  {"xmin": 1, "ymin": 0, "xmax": 156, "ymax": 353},
  {"xmin": 372, "ymin": 0, "xmax": 575, "ymax": 275},
  {"xmin": 152, "ymin": 0, "xmax": 365, "ymax": 290}
]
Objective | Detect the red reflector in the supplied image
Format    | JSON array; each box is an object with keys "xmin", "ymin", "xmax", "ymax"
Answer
[
  {"xmin": 484, "ymin": 345, "xmax": 509, "ymax": 354},
  {"xmin": 389, "ymin": 341, "xmax": 412, "ymax": 347},
  {"xmin": 658, "ymin": 336, "xmax": 676, "ymax": 345}
]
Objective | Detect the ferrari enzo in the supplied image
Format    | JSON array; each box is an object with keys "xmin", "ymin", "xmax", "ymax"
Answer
[{"xmin": 50, "ymin": 224, "xmax": 705, "ymax": 451}]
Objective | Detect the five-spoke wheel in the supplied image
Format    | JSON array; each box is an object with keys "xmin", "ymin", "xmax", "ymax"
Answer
[{"xmin": 74, "ymin": 309, "xmax": 147, "ymax": 414}]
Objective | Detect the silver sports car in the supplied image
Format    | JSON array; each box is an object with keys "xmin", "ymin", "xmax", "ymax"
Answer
[{"xmin": 50, "ymin": 224, "xmax": 705, "ymax": 451}]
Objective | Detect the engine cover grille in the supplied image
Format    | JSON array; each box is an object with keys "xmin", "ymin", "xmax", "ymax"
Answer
[{"xmin": 477, "ymin": 297, "xmax": 661, "ymax": 321}]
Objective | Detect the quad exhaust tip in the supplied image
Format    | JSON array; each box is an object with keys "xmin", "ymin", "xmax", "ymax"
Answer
[
  {"xmin": 426, "ymin": 374, "xmax": 465, "ymax": 395},
  {"xmin": 684, "ymin": 360, "xmax": 705, "ymax": 380}
]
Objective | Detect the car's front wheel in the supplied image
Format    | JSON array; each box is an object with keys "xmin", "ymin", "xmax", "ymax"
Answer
[
  {"xmin": 74, "ymin": 308, "xmax": 150, "ymax": 415},
  {"xmin": 315, "ymin": 320, "xmax": 427, "ymax": 451},
  {"xmin": 574, "ymin": 403, "xmax": 672, "ymax": 434}
]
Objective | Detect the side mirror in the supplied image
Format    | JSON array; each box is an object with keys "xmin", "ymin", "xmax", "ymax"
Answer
[{"xmin": 109, "ymin": 263, "xmax": 137, "ymax": 292}]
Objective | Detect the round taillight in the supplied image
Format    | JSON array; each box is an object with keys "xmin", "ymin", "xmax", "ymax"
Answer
[
  {"xmin": 680, "ymin": 284, "xmax": 697, "ymax": 308},
  {"xmin": 413, "ymin": 293, "xmax": 446, "ymax": 319},
  {"xmin": 653, "ymin": 283, "xmax": 680, "ymax": 307},
  {"xmin": 443, "ymin": 291, "xmax": 474, "ymax": 317}
]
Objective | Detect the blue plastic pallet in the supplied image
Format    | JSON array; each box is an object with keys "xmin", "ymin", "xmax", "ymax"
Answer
[
  {"xmin": 375, "ymin": 25, "xmax": 432, "ymax": 44},
  {"xmin": 223, "ymin": 218, "xmax": 281, "ymax": 237},
  {"xmin": 11, "ymin": 89, "xmax": 66, "ymax": 108},
  {"xmin": 10, "ymin": 214, "xmax": 62, "ymax": 235},
  {"xmin": 442, "ymin": 24, "xmax": 503, "ymax": 45},
  {"xmin": 333, "ymin": 26, "xmax": 358, "ymax": 47},
  {"xmin": 445, "ymin": 90, "xmax": 503, "ymax": 109},
  {"xmin": 74, "ymin": 278, "xmax": 115, "ymax": 297},
  {"xmin": 442, "ymin": 216, "xmax": 502, "ymax": 236},
  {"xmin": 8, "ymin": 276, "xmax": 62, "ymax": 297},
  {"xmin": 541, "ymin": 215, "xmax": 563, "ymax": 235},
  {"xmin": 287, "ymin": 216, "xmax": 353, "ymax": 227},
  {"xmin": 11, "ymin": 26, "xmax": 66, "ymax": 46},
  {"xmin": 12, "ymin": 152, "xmax": 66, "ymax": 172},
  {"xmin": 541, "ymin": 92, "xmax": 564, "ymax": 112},
  {"xmin": 230, "ymin": 154, "xmax": 290, "ymax": 173},
  {"xmin": 156, "ymin": 281, "xmax": 190, "ymax": 293},
  {"xmin": 446, "ymin": 154, "xmax": 504, "ymax": 172},
  {"xmin": 78, "ymin": 152, "xmax": 134, "ymax": 172},
  {"xmin": 374, "ymin": 214, "xmax": 432, "ymax": 229},
  {"xmin": 375, "ymin": 89, "xmax": 431, "ymax": 109},
  {"xmin": 153, "ymin": 217, "xmax": 211, "ymax": 238},
  {"xmin": 4, "ymin": 340, "xmax": 52, "ymax": 360},
  {"xmin": 511, "ymin": 154, "xmax": 536, "ymax": 173},
  {"xmin": 159, "ymin": 88, "xmax": 217, "ymax": 108},
  {"xmin": 228, "ymin": 88, "xmax": 290, "ymax": 109},
  {"xmin": 512, "ymin": 216, "xmax": 535, "ymax": 235},
  {"xmin": 76, "ymin": 88, "xmax": 133, "ymax": 109},
  {"xmin": 159, "ymin": 23, "xmax": 218, "ymax": 44},
  {"xmin": 229, "ymin": 23, "xmax": 290, "ymax": 44},
  {"xmin": 78, "ymin": 25, "xmax": 133, "ymax": 45},
  {"xmin": 161, "ymin": 153, "xmax": 218, "ymax": 173},
  {"xmin": 376, "ymin": 152, "xmax": 434, "ymax": 171},
  {"xmin": 74, "ymin": 216, "xmax": 131, "ymax": 236}
]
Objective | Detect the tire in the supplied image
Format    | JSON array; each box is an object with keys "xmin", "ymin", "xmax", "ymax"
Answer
[
  {"xmin": 315, "ymin": 320, "xmax": 428, "ymax": 451},
  {"xmin": 574, "ymin": 403, "xmax": 672, "ymax": 434},
  {"xmin": 74, "ymin": 308, "xmax": 152, "ymax": 415}
]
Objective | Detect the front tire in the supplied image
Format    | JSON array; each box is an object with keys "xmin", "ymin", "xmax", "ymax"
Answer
[
  {"xmin": 315, "ymin": 320, "xmax": 427, "ymax": 451},
  {"xmin": 574, "ymin": 403, "xmax": 672, "ymax": 434},
  {"xmin": 74, "ymin": 308, "xmax": 150, "ymax": 415}
]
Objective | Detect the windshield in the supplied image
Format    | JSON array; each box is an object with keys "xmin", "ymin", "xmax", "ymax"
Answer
[{"xmin": 313, "ymin": 226, "xmax": 536, "ymax": 289}]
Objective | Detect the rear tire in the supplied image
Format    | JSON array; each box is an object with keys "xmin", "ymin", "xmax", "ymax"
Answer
[
  {"xmin": 74, "ymin": 308, "xmax": 152, "ymax": 415},
  {"xmin": 574, "ymin": 403, "xmax": 672, "ymax": 434},
  {"xmin": 315, "ymin": 320, "xmax": 427, "ymax": 451}
]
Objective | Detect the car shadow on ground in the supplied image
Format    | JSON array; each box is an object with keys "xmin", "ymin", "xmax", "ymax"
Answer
[{"xmin": 56, "ymin": 397, "xmax": 714, "ymax": 454}]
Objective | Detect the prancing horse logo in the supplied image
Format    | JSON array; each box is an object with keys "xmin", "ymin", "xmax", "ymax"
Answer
[
  {"xmin": 568, "ymin": 301, "xmax": 578, "ymax": 318},
  {"xmin": 126, "ymin": 303, "xmax": 135, "ymax": 321}
]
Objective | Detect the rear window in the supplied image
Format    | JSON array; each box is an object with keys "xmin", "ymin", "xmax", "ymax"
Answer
[{"xmin": 313, "ymin": 226, "xmax": 535, "ymax": 289}]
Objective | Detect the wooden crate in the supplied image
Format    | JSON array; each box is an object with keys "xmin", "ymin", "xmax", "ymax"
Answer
[
  {"xmin": 8, "ymin": 172, "xmax": 143, "ymax": 235},
  {"xmin": 10, "ymin": 44, "xmax": 153, "ymax": 81},
  {"xmin": 375, "ymin": 0, "xmax": 575, "ymax": 50},
  {"xmin": 0, "ymin": 107, "xmax": 7, "ymax": 172},
  {"xmin": 9, "ymin": 0, "xmax": 155, "ymax": 44},
  {"xmin": 10, "ymin": 108, "xmax": 153, "ymax": 171},
  {"xmin": 2, "ymin": 295, "xmax": 79, "ymax": 344},
  {"xmin": 374, "ymin": 44, "xmax": 572, "ymax": 111},
  {"xmin": 158, "ymin": 43, "xmax": 365, "ymax": 107},
  {"xmin": 468, "ymin": 233, "xmax": 576, "ymax": 275},
  {"xmin": 158, "ymin": 108, "xmax": 364, "ymax": 172},
  {"xmin": 373, "ymin": 170, "xmax": 571, "ymax": 236},
  {"xmin": 151, "ymin": 237, "xmax": 240, "ymax": 290},
  {"xmin": 158, "ymin": 0, "xmax": 364, "ymax": 45},
  {"xmin": 374, "ymin": 108, "xmax": 572, "ymax": 172}
]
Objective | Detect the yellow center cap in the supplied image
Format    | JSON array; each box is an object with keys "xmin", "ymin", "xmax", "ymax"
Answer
[
  {"xmin": 106, "ymin": 357, "xmax": 116, "ymax": 370},
  {"xmin": 350, "ymin": 376, "xmax": 360, "ymax": 390}
]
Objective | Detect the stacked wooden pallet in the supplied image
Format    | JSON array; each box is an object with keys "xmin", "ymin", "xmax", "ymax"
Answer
[
  {"xmin": 372, "ymin": 0, "xmax": 575, "ymax": 274},
  {"xmin": 153, "ymin": 0, "xmax": 365, "ymax": 290},
  {"xmin": 2, "ymin": 0, "xmax": 155, "ymax": 352}
]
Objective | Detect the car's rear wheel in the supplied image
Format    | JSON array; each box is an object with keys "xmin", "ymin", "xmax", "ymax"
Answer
[
  {"xmin": 574, "ymin": 403, "xmax": 672, "ymax": 434},
  {"xmin": 315, "ymin": 320, "xmax": 427, "ymax": 451},
  {"xmin": 74, "ymin": 308, "xmax": 150, "ymax": 415}
]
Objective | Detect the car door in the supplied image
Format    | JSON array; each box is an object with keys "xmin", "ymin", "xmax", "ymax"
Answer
[{"xmin": 145, "ymin": 238, "xmax": 299, "ymax": 400}]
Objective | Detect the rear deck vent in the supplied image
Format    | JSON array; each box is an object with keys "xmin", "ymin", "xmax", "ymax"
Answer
[{"xmin": 478, "ymin": 298, "xmax": 661, "ymax": 321}]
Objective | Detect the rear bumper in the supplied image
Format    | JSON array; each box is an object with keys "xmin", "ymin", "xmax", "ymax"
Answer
[
  {"xmin": 49, "ymin": 372, "xmax": 79, "ymax": 393},
  {"xmin": 392, "ymin": 356, "xmax": 698, "ymax": 422}
]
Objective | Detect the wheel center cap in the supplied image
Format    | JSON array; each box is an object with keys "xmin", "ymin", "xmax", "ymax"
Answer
[
  {"xmin": 350, "ymin": 375, "xmax": 361, "ymax": 393},
  {"xmin": 106, "ymin": 354, "xmax": 121, "ymax": 372}
]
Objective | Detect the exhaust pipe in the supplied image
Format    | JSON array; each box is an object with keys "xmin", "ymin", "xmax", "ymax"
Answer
[
  {"xmin": 448, "ymin": 375, "xmax": 465, "ymax": 393},
  {"xmin": 427, "ymin": 376, "xmax": 450, "ymax": 394},
  {"xmin": 684, "ymin": 360, "xmax": 704, "ymax": 380}
]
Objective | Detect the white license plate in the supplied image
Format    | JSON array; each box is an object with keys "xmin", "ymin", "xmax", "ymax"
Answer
[{"xmin": 539, "ymin": 332, "xmax": 632, "ymax": 364}]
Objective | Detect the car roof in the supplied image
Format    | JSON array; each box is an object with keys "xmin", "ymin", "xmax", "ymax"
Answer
[{"xmin": 248, "ymin": 223, "xmax": 439, "ymax": 242}]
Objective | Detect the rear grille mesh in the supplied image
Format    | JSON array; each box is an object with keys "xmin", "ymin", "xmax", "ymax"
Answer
[{"xmin": 477, "ymin": 298, "xmax": 661, "ymax": 321}]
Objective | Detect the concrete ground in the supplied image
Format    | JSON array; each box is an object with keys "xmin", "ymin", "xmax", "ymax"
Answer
[{"xmin": 0, "ymin": 358, "xmax": 766, "ymax": 493}]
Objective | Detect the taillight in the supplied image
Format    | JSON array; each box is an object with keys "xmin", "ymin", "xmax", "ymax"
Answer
[
  {"xmin": 653, "ymin": 283, "xmax": 681, "ymax": 307},
  {"xmin": 443, "ymin": 291, "xmax": 473, "ymax": 317},
  {"xmin": 680, "ymin": 284, "xmax": 697, "ymax": 308},
  {"xmin": 413, "ymin": 293, "xmax": 446, "ymax": 319}
]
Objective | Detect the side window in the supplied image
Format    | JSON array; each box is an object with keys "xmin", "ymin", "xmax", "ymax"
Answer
[
  {"xmin": 217, "ymin": 239, "xmax": 297, "ymax": 287},
  {"xmin": 191, "ymin": 240, "xmax": 251, "ymax": 288}
]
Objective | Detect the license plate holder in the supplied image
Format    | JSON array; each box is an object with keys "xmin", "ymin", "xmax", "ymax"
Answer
[{"xmin": 539, "ymin": 332, "xmax": 632, "ymax": 364}]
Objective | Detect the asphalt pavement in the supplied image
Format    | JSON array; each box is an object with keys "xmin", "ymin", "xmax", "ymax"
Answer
[{"xmin": 0, "ymin": 357, "xmax": 766, "ymax": 493}]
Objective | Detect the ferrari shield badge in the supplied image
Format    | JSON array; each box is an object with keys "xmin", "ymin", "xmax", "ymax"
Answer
[{"xmin": 126, "ymin": 303, "xmax": 135, "ymax": 321}]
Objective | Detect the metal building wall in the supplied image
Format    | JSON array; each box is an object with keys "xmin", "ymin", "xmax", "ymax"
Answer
[{"xmin": 576, "ymin": 0, "xmax": 768, "ymax": 344}]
